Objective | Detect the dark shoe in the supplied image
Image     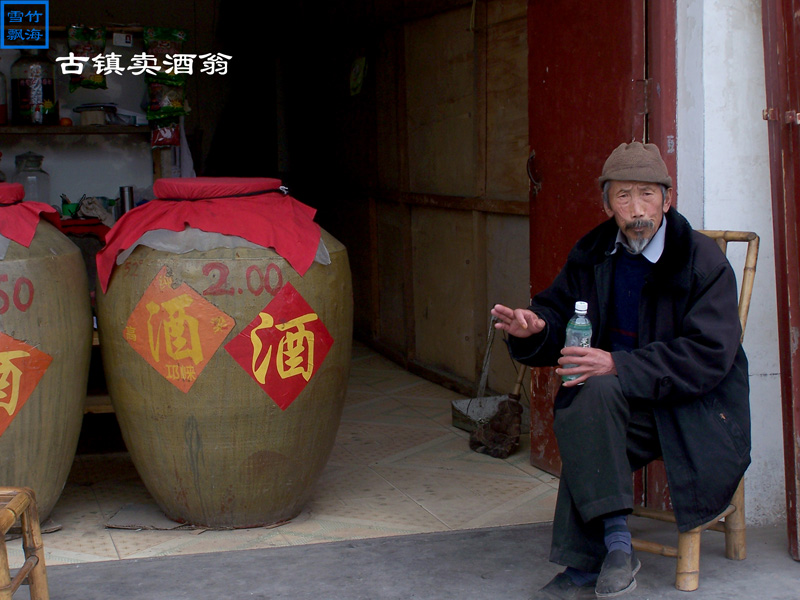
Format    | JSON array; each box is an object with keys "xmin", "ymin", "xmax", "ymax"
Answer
[
  {"xmin": 531, "ymin": 572, "xmax": 596, "ymax": 600},
  {"xmin": 595, "ymin": 549, "xmax": 641, "ymax": 598}
]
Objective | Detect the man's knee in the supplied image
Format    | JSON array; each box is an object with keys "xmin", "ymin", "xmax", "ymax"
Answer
[
  {"xmin": 581, "ymin": 374, "xmax": 623, "ymax": 397},
  {"xmin": 554, "ymin": 375, "xmax": 628, "ymax": 433}
]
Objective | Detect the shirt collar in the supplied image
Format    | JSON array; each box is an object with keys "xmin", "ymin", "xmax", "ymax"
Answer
[{"xmin": 611, "ymin": 215, "xmax": 667, "ymax": 263}]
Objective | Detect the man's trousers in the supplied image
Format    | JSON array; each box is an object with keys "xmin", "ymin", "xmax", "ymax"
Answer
[{"xmin": 549, "ymin": 375, "xmax": 662, "ymax": 572}]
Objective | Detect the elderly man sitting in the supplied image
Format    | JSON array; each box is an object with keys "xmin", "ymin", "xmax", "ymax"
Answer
[{"xmin": 492, "ymin": 142, "xmax": 750, "ymax": 599}]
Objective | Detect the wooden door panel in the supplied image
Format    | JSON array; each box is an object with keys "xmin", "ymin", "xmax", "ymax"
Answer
[
  {"xmin": 526, "ymin": 0, "xmax": 646, "ymax": 474},
  {"xmin": 528, "ymin": 0, "xmax": 646, "ymax": 291}
]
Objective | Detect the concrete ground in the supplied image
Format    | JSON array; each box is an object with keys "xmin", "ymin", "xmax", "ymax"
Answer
[{"xmin": 24, "ymin": 517, "xmax": 798, "ymax": 599}]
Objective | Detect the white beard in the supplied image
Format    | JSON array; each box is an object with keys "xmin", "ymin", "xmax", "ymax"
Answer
[
  {"xmin": 623, "ymin": 218, "xmax": 656, "ymax": 254},
  {"xmin": 625, "ymin": 236, "xmax": 651, "ymax": 254}
]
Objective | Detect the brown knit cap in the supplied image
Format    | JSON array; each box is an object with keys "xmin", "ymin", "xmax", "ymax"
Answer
[{"xmin": 598, "ymin": 142, "xmax": 673, "ymax": 188}]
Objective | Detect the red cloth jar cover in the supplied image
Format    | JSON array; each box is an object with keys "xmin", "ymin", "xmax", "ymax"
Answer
[
  {"xmin": 0, "ymin": 183, "xmax": 60, "ymax": 247},
  {"xmin": 96, "ymin": 177, "xmax": 322, "ymax": 293}
]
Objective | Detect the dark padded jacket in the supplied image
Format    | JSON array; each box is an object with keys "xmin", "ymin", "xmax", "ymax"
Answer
[{"xmin": 509, "ymin": 207, "xmax": 750, "ymax": 531}]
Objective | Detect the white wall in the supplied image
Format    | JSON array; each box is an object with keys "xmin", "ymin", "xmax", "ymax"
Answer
[{"xmin": 677, "ymin": 0, "xmax": 784, "ymax": 525}]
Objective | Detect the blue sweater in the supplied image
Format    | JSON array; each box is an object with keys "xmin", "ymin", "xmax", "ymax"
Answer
[{"xmin": 610, "ymin": 249, "xmax": 654, "ymax": 352}]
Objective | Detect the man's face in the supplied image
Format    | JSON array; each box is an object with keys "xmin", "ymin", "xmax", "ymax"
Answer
[{"xmin": 604, "ymin": 181, "xmax": 673, "ymax": 254}]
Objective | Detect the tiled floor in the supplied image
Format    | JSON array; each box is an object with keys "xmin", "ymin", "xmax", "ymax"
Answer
[{"xmin": 9, "ymin": 341, "xmax": 558, "ymax": 567}]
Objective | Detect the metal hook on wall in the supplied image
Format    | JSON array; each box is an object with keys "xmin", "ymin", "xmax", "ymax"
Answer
[{"xmin": 527, "ymin": 149, "xmax": 542, "ymax": 197}]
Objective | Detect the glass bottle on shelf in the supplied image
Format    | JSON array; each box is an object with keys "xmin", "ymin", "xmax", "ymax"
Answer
[
  {"xmin": 10, "ymin": 50, "xmax": 58, "ymax": 125},
  {"xmin": 12, "ymin": 151, "xmax": 53, "ymax": 209}
]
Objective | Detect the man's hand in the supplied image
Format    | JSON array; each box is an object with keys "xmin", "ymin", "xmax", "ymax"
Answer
[
  {"xmin": 491, "ymin": 304, "xmax": 546, "ymax": 338},
  {"xmin": 557, "ymin": 346, "xmax": 618, "ymax": 387}
]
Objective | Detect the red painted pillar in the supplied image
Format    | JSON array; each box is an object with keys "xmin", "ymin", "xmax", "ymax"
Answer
[{"xmin": 762, "ymin": 0, "xmax": 800, "ymax": 562}]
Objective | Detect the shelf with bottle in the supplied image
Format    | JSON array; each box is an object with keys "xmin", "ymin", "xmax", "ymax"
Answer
[
  {"xmin": 0, "ymin": 124, "xmax": 148, "ymax": 135},
  {"xmin": 0, "ymin": 40, "xmax": 151, "ymax": 134},
  {"xmin": 14, "ymin": 25, "xmax": 144, "ymax": 34},
  {"xmin": 0, "ymin": 48, "xmax": 147, "ymax": 132}
]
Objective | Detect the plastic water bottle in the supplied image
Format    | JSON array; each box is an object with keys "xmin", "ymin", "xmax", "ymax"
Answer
[{"xmin": 562, "ymin": 301, "xmax": 592, "ymax": 383}]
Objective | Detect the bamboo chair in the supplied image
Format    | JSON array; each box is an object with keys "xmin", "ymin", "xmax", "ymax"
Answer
[
  {"xmin": 0, "ymin": 487, "xmax": 49, "ymax": 600},
  {"xmin": 631, "ymin": 230, "xmax": 759, "ymax": 592}
]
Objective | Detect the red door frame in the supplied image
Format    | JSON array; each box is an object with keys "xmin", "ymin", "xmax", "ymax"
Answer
[
  {"xmin": 639, "ymin": 0, "xmax": 678, "ymax": 511},
  {"xmin": 761, "ymin": 0, "xmax": 800, "ymax": 562},
  {"xmin": 526, "ymin": 0, "xmax": 648, "ymax": 476},
  {"xmin": 526, "ymin": 1, "xmax": 677, "ymax": 495},
  {"xmin": 647, "ymin": 1, "xmax": 677, "ymax": 201}
]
